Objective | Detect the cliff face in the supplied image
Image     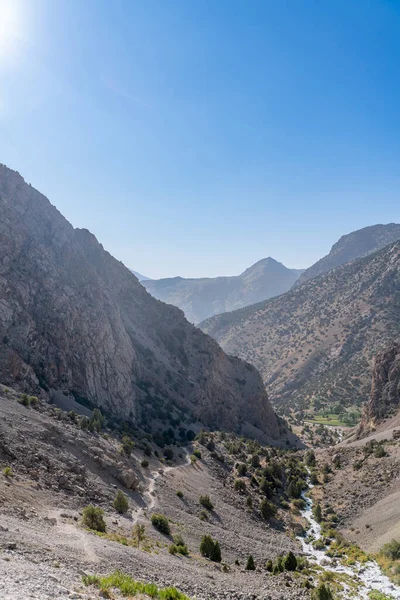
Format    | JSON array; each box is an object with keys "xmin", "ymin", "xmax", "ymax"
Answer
[
  {"xmin": 0, "ymin": 164, "xmax": 279, "ymax": 439},
  {"xmin": 360, "ymin": 342, "xmax": 400, "ymax": 430}
]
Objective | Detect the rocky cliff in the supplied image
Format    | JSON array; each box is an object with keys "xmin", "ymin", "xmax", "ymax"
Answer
[
  {"xmin": 0, "ymin": 164, "xmax": 279, "ymax": 439},
  {"xmin": 296, "ymin": 223, "xmax": 400, "ymax": 287},
  {"xmin": 360, "ymin": 342, "xmax": 400, "ymax": 431},
  {"xmin": 144, "ymin": 258, "xmax": 302, "ymax": 324}
]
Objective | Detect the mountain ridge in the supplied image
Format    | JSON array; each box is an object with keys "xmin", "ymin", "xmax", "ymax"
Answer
[{"xmin": 143, "ymin": 257, "xmax": 303, "ymax": 323}]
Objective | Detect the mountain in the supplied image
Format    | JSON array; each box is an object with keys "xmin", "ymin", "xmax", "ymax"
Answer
[
  {"xmin": 359, "ymin": 341, "xmax": 400, "ymax": 433},
  {"xmin": 0, "ymin": 164, "xmax": 280, "ymax": 440},
  {"xmin": 201, "ymin": 242, "xmax": 400, "ymax": 412},
  {"xmin": 296, "ymin": 223, "xmax": 400, "ymax": 287},
  {"xmin": 143, "ymin": 258, "xmax": 303, "ymax": 324},
  {"xmin": 130, "ymin": 269, "xmax": 150, "ymax": 281}
]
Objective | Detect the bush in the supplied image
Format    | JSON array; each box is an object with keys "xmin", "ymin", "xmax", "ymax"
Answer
[
  {"xmin": 114, "ymin": 490, "xmax": 129, "ymax": 514},
  {"xmin": 284, "ymin": 551, "xmax": 297, "ymax": 571},
  {"xmin": 132, "ymin": 523, "xmax": 145, "ymax": 548},
  {"xmin": 29, "ymin": 396, "xmax": 39, "ymax": 407},
  {"xmin": 192, "ymin": 449, "xmax": 201, "ymax": 459},
  {"xmin": 260, "ymin": 499, "xmax": 276, "ymax": 520},
  {"xmin": 265, "ymin": 559, "xmax": 273, "ymax": 572},
  {"xmin": 353, "ymin": 460, "xmax": 363, "ymax": 471},
  {"xmin": 82, "ymin": 505, "xmax": 106, "ymax": 532},
  {"xmin": 313, "ymin": 502, "xmax": 322, "ymax": 523},
  {"xmin": 234, "ymin": 479, "xmax": 246, "ymax": 492},
  {"xmin": 382, "ymin": 539, "xmax": 400, "ymax": 560},
  {"xmin": 310, "ymin": 472, "xmax": 319, "ymax": 485},
  {"xmin": 305, "ymin": 450, "xmax": 316, "ymax": 467},
  {"xmin": 176, "ymin": 490, "xmax": 184, "ymax": 499},
  {"xmin": 121, "ymin": 435, "xmax": 134, "ymax": 456},
  {"xmin": 3, "ymin": 466, "xmax": 13, "ymax": 478},
  {"xmin": 311, "ymin": 582, "xmax": 333, "ymax": 600},
  {"xmin": 199, "ymin": 495, "xmax": 214, "ymax": 511},
  {"xmin": 374, "ymin": 444, "xmax": 387, "ymax": 458},
  {"xmin": 237, "ymin": 463, "xmax": 247, "ymax": 476},
  {"xmin": 18, "ymin": 394, "xmax": 29, "ymax": 407},
  {"xmin": 151, "ymin": 513, "xmax": 170, "ymax": 535},
  {"xmin": 200, "ymin": 535, "xmax": 221, "ymax": 562},
  {"xmin": 141, "ymin": 459, "xmax": 149, "ymax": 468},
  {"xmin": 164, "ymin": 448, "xmax": 174, "ymax": 461},
  {"xmin": 250, "ymin": 454, "xmax": 260, "ymax": 468},
  {"xmin": 246, "ymin": 495, "xmax": 253, "ymax": 509},
  {"xmin": 246, "ymin": 555, "xmax": 255, "ymax": 570}
]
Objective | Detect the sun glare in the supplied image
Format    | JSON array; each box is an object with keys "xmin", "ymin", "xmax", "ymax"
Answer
[{"xmin": 0, "ymin": 0, "xmax": 22, "ymax": 62}]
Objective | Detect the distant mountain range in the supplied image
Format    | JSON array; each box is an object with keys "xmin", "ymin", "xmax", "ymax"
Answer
[
  {"xmin": 201, "ymin": 241, "xmax": 400, "ymax": 412},
  {"xmin": 142, "ymin": 258, "xmax": 303, "ymax": 323},
  {"xmin": 130, "ymin": 269, "xmax": 150, "ymax": 281},
  {"xmin": 296, "ymin": 223, "xmax": 400, "ymax": 286}
]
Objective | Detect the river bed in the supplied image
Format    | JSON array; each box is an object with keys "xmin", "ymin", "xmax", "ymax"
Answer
[{"xmin": 297, "ymin": 478, "xmax": 400, "ymax": 599}]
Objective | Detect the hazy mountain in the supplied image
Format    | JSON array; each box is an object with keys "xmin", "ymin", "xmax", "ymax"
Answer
[
  {"xmin": 0, "ymin": 164, "xmax": 279, "ymax": 440},
  {"xmin": 143, "ymin": 258, "xmax": 303, "ymax": 324},
  {"xmin": 130, "ymin": 269, "xmax": 150, "ymax": 281},
  {"xmin": 201, "ymin": 242, "xmax": 400, "ymax": 411},
  {"xmin": 296, "ymin": 223, "xmax": 400, "ymax": 287}
]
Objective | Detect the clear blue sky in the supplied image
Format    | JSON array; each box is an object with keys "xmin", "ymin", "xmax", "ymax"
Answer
[{"xmin": 1, "ymin": 0, "xmax": 399, "ymax": 278}]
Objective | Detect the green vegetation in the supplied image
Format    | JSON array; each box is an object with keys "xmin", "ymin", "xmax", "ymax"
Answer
[
  {"xmin": 82, "ymin": 505, "xmax": 106, "ymax": 532},
  {"xmin": 260, "ymin": 498, "xmax": 276, "ymax": 520},
  {"xmin": 199, "ymin": 495, "xmax": 214, "ymax": 511},
  {"xmin": 311, "ymin": 582, "xmax": 333, "ymax": 600},
  {"xmin": 151, "ymin": 513, "xmax": 170, "ymax": 535},
  {"xmin": 3, "ymin": 466, "xmax": 13, "ymax": 478},
  {"xmin": 176, "ymin": 490, "xmax": 184, "ymax": 499},
  {"xmin": 120, "ymin": 435, "xmax": 134, "ymax": 456},
  {"xmin": 234, "ymin": 478, "xmax": 246, "ymax": 492},
  {"xmin": 113, "ymin": 490, "xmax": 129, "ymax": 514},
  {"xmin": 29, "ymin": 395, "xmax": 39, "ymax": 407},
  {"xmin": 246, "ymin": 554, "xmax": 255, "ymax": 570},
  {"xmin": 199, "ymin": 535, "xmax": 221, "ymax": 562},
  {"xmin": 132, "ymin": 523, "xmax": 145, "ymax": 548},
  {"xmin": 82, "ymin": 571, "xmax": 191, "ymax": 599},
  {"xmin": 18, "ymin": 393, "xmax": 30, "ymax": 407}
]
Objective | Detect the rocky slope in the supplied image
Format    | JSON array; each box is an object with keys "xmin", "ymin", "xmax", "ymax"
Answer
[
  {"xmin": 296, "ymin": 223, "xmax": 400, "ymax": 287},
  {"xmin": 143, "ymin": 258, "xmax": 302, "ymax": 324},
  {"xmin": 0, "ymin": 164, "xmax": 279, "ymax": 440},
  {"xmin": 359, "ymin": 341, "xmax": 400, "ymax": 433},
  {"xmin": 201, "ymin": 242, "xmax": 400, "ymax": 411}
]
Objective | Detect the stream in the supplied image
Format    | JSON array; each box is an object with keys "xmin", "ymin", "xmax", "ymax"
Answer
[{"xmin": 297, "ymin": 478, "xmax": 400, "ymax": 599}]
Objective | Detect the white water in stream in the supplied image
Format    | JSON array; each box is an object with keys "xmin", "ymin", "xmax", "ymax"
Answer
[{"xmin": 297, "ymin": 479, "xmax": 400, "ymax": 599}]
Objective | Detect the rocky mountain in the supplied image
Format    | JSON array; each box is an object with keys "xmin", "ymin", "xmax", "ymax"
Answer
[
  {"xmin": 0, "ymin": 164, "xmax": 279, "ymax": 440},
  {"xmin": 359, "ymin": 341, "xmax": 400, "ymax": 431},
  {"xmin": 143, "ymin": 258, "xmax": 303, "ymax": 324},
  {"xmin": 201, "ymin": 242, "xmax": 400, "ymax": 411},
  {"xmin": 296, "ymin": 223, "xmax": 400, "ymax": 287},
  {"xmin": 130, "ymin": 269, "xmax": 149, "ymax": 281}
]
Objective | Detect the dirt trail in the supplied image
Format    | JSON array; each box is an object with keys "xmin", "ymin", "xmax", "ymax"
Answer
[
  {"xmin": 48, "ymin": 509, "xmax": 99, "ymax": 564},
  {"xmin": 132, "ymin": 450, "xmax": 191, "ymax": 525}
]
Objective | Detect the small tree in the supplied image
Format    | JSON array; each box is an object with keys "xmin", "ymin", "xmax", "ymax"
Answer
[
  {"xmin": 113, "ymin": 490, "xmax": 129, "ymax": 514},
  {"xmin": 246, "ymin": 495, "xmax": 253, "ymax": 509},
  {"xmin": 18, "ymin": 394, "xmax": 29, "ymax": 407},
  {"xmin": 251, "ymin": 454, "xmax": 260, "ymax": 468},
  {"xmin": 210, "ymin": 540, "xmax": 221, "ymax": 563},
  {"xmin": 260, "ymin": 498, "xmax": 276, "ymax": 520},
  {"xmin": 312, "ymin": 583, "xmax": 333, "ymax": 600},
  {"xmin": 246, "ymin": 554, "xmax": 255, "ymax": 570},
  {"xmin": 237, "ymin": 463, "xmax": 247, "ymax": 476},
  {"xmin": 234, "ymin": 479, "xmax": 246, "ymax": 492},
  {"xmin": 151, "ymin": 513, "xmax": 170, "ymax": 535},
  {"xmin": 284, "ymin": 551, "xmax": 297, "ymax": 571},
  {"xmin": 132, "ymin": 523, "xmax": 145, "ymax": 548},
  {"xmin": 305, "ymin": 450, "xmax": 316, "ymax": 467},
  {"xmin": 82, "ymin": 505, "xmax": 106, "ymax": 532},
  {"xmin": 121, "ymin": 435, "xmax": 134, "ymax": 456},
  {"xmin": 200, "ymin": 535, "xmax": 215, "ymax": 558}
]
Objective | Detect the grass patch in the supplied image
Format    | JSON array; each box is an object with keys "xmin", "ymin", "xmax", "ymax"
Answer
[{"xmin": 82, "ymin": 570, "xmax": 191, "ymax": 599}]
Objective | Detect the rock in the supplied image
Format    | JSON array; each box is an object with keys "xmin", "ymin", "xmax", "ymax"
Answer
[{"xmin": 117, "ymin": 470, "xmax": 138, "ymax": 490}]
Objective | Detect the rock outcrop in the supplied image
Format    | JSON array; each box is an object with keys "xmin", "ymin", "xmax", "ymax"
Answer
[
  {"xmin": 360, "ymin": 342, "xmax": 400, "ymax": 431},
  {"xmin": 0, "ymin": 164, "xmax": 279, "ymax": 439}
]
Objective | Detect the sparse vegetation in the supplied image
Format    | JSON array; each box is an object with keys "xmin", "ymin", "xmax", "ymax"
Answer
[
  {"xmin": 113, "ymin": 490, "xmax": 129, "ymax": 514},
  {"xmin": 151, "ymin": 513, "xmax": 170, "ymax": 535},
  {"xmin": 82, "ymin": 505, "xmax": 106, "ymax": 532},
  {"xmin": 132, "ymin": 523, "xmax": 146, "ymax": 548},
  {"xmin": 82, "ymin": 571, "xmax": 191, "ymax": 599},
  {"xmin": 246, "ymin": 554, "xmax": 255, "ymax": 570},
  {"xmin": 3, "ymin": 466, "xmax": 13, "ymax": 478},
  {"xmin": 199, "ymin": 535, "xmax": 221, "ymax": 562},
  {"xmin": 199, "ymin": 495, "xmax": 214, "ymax": 511}
]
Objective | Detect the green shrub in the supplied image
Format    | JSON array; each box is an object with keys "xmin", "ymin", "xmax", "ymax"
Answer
[
  {"xmin": 260, "ymin": 498, "xmax": 276, "ymax": 520},
  {"xmin": 132, "ymin": 523, "xmax": 145, "ymax": 548},
  {"xmin": 246, "ymin": 554, "xmax": 255, "ymax": 570},
  {"xmin": 18, "ymin": 394, "xmax": 29, "ymax": 407},
  {"xmin": 164, "ymin": 448, "xmax": 174, "ymax": 461},
  {"xmin": 141, "ymin": 459, "xmax": 149, "ymax": 468},
  {"xmin": 176, "ymin": 490, "xmax": 184, "ymax": 499},
  {"xmin": 353, "ymin": 460, "xmax": 363, "ymax": 471},
  {"xmin": 82, "ymin": 505, "xmax": 106, "ymax": 532},
  {"xmin": 193, "ymin": 449, "xmax": 201, "ymax": 459},
  {"xmin": 200, "ymin": 535, "xmax": 221, "ymax": 562},
  {"xmin": 3, "ymin": 466, "xmax": 13, "ymax": 478},
  {"xmin": 151, "ymin": 513, "xmax": 170, "ymax": 535},
  {"xmin": 305, "ymin": 450, "xmax": 316, "ymax": 467},
  {"xmin": 237, "ymin": 463, "xmax": 247, "ymax": 476},
  {"xmin": 234, "ymin": 479, "xmax": 246, "ymax": 492},
  {"xmin": 311, "ymin": 582, "xmax": 333, "ymax": 600},
  {"xmin": 250, "ymin": 454, "xmax": 260, "ymax": 468},
  {"xmin": 310, "ymin": 472, "xmax": 319, "ymax": 485},
  {"xmin": 374, "ymin": 444, "xmax": 387, "ymax": 458},
  {"xmin": 313, "ymin": 502, "xmax": 322, "ymax": 523},
  {"xmin": 113, "ymin": 490, "xmax": 129, "ymax": 514},
  {"xmin": 382, "ymin": 539, "xmax": 400, "ymax": 560},
  {"xmin": 121, "ymin": 435, "xmax": 134, "ymax": 456},
  {"xmin": 265, "ymin": 559, "xmax": 273, "ymax": 572},
  {"xmin": 284, "ymin": 551, "xmax": 297, "ymax": 571},
  {"xmin": 246, "ymin": 495, "xmax": 253, "ymax": 509},
  {"xmin": 29, "ymin": 395, "xmax": 39, "ymax": 407},
  {"xmin": 199, "ymin": 495, "xmax": 214, "ymax": 511}
]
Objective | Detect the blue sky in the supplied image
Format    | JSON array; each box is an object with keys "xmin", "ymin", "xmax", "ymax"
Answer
[{"xmin": 1, "ymin": 0, "xmax": 399, "ymax": 278}]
